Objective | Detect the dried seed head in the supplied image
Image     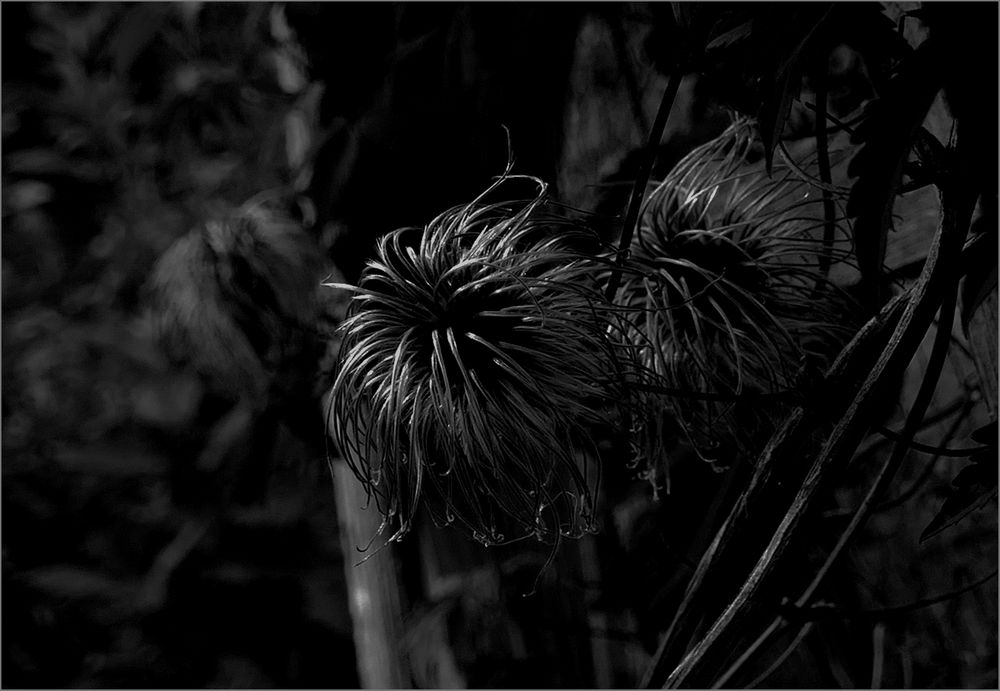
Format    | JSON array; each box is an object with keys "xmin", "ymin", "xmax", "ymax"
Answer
[
  {"xmin": 328, "ymin": 177, "xmax": 630, "ymax": 546},
  {"xmin": 616, "ymin": 120, "xmax": 857, "ymax": 476}
]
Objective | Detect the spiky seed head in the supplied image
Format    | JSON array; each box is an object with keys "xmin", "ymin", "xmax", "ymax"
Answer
[
  {"xmin": 616, "ymin": 120, "xmax": 858, "ymax": 477},
  {"xmin": 328, "ymin": 177, "xmax": 630, "ymax": 546}
]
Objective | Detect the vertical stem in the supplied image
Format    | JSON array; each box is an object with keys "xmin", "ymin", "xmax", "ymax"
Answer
[
  {"xmin": 812, "ymin": 71, "xmax": 837, "ymax": 298},
  {"xmin": 605, "ymin": 70, "xmax": 682, "ymax": 303},
  {"xmin": 966, "ymin": 285, "xmax": 998, "ymax": 417},
  {"xmin": 870, "ymin": 622, "xmax": 886, "ymax": 690},
  {"xmin": 333, "ymin": 460, "xmax": 410, "ymax": 689}
]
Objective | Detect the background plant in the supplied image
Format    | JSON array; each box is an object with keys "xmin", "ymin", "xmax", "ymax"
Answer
[
  {"xmin": 3, "ymin": 3, "xmax": 995, "ymax": 689},
  {"xmin": 2, "ymin": 4, "xmax": 355, "ymax": 687}
]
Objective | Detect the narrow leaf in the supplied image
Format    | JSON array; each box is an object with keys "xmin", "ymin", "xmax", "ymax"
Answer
[{"xmin": 705, "ymin": 21, "xmax": 753, "ymax": 52}]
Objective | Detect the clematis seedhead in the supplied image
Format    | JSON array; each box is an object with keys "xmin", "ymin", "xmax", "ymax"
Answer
[
  {"xmin": 328, "ymin": 177, "xmax": 632, "ymax": 546},
  {"xmin": 616, "ymin": 120, "xmax": 857, "ymax": 477}
]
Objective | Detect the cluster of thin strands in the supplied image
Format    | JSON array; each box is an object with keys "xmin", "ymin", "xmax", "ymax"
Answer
[
  {"xmin": 328, "ymin": 176, "xmax": 632, "ymax": 547},
  {"xmin": 149, "ymin": 202, "xmax": 321, "ymax": 402},
  {"xmin": 615, "ymin": 120, "xmax": 858, "ymax": 479}
]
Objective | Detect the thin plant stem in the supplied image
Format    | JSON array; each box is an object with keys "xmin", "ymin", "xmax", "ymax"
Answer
[
  {"xmin": 630, "ymin": 381, "xmax": 797, "ymax": 403},
  {"xmin": 776, "ymin": 140, "xmax": 846, "ymax": 196},
  {"xmin": 850, "ymin": 394, "xmax": 971, "ymax": 462},
  {"xmin": 642, "ymin": 290, "xmax": 908, "ymax": 688},
  {"xmin": 796, "ymin": 278, "xmax": 959, "ymax": 607},
  {"xmin": 812, "ymin": 79, "xmax": 838, "ymax": 298},
  {"xmin": 874, "ymin": 424, "xmax": 985, "ymax": 458},
  {"xmin": 641, "ymin": 292, "xmax": 911, "ymax": 689},
  {"xmin": 757, "ymin": 280, "xmax": 962, "ymax": 681},
  {"xmin": 804, "ymin": 567, "xmax": 999, "ymax": 621},
  {"xmin": 876, "ymin": 400, "xmax": 974, "ymax": 510},
  {"xmin": 658, "ymin": 123, "xmax": 976, "ymax": 688},
  {"xmin": 801, "ymin": 99, "xmax": 864, "ymax": 135},
  {"xmin": 605, "ymin": 70, "xmax": 682, "ymax": 303},
  {"xmin": 870, "ymin": 622, "xmax": 886, "ymax": 690},
  {"xmin": 825, "ymin": 399, "xmax": 976, "ymax": 519},
  {"xmin": 712, "ymin": 618, "xmax": 784, "ymax": 688},
  {"xmin": 745, "ymin": 622, "xmax": 815, "ymax": 689}
]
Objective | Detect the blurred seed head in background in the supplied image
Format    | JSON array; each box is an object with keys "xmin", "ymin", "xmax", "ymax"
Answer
[{"xmin": 148, "ymin": 202, "xmax": 327, "ymax": 405}]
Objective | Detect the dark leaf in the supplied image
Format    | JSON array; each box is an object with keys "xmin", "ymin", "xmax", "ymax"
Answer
[
  {"xmin": 971, "ymin": 421, "xmax": 997, "ymax": 446},
  {"xmin": 645, "ymin": 3, "xmax": 718, "ymax": 74},
  {"xmin": 759, "ymin": 67, "xmax": 800, "ymax": 175},
  {"xmin": 822, "ymin": 4, "xmax": 911, "ymax": 95},
  {"xmin": 921, "ymin": 423, "xmax": 999, "ymax": 542},
  {"xmin": 846, "ymin": 37, "xmax": 947, "ymax": 306},
  {"xmin": 900, "ymin": 127, "xmax": 949, "ymax": 193},
  {"xmin": 899, "ymin": 164, "xmax": 937, "ymax": 195},
  {"xmin": 911, "ymin": 126, "xmax": 948, "ymax": 172},
  {"xmin": 686, "ymin": 5, "xmax": 834, "ymax": 173},
  {"xmin": 960, "ymin": 208, "xmax": 999, "ymax": 332},
  {"xmin": 760, "ymin": 6, "xmax": 835, "ymax": 173}
]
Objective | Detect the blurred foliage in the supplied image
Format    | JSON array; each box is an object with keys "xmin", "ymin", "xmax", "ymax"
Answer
[
  {"xmin": 2, "ymin": 3, "xmax": 355, "ymax": 687},
  {"xmin": 2, "ymin": 2, "xmax": 996, "ymax": 689}
]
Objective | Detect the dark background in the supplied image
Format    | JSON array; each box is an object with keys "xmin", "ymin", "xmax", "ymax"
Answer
[{"xmin": 3, "ymin": 3, "xmax": 996, "ymax": 689}]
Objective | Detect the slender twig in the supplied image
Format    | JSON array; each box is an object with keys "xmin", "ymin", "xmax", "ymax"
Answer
[
  {"xmin": 712, "ymin": 618, "xmax": 784, "ymax": 688},
  {"xmin": 724, "ymin": 201, "xmax": 965, "ymax": 686},
  {"xmin": 870, "ymin": 622, "xmax": 886, "ymax": 690},
  {"xmin": 796, "ymin": 277, "xmax": 959, "ymax": 608},
  {"xmin": 801, "ymin": 100, "xmax": 865, "ymax": 136},
  {"xmin": 702, "ymin": 281, "xmax": 958, "ymax": 683},
  {"xmin": 812, "ymin": 78, "xmax": 838, "ymax": 298},
  {"xmin": 877, "ymin": 400, "xmax": 974, "ymax": 510},
  {"xmin": 776, "ymin": 141, "xmax": 847, "ymax": 196},
  {"xmin": 826, "ymin": 399, "xmax": 976, "ymax": 519},
  {"xmin": 659, "ymin": 123, "xmax": 976, "ymax": 688},
  {"xmin": 642, "ymin": 291, "xmax": 910, "ymax": 689},
  {"xmin": 803, "ymin": 567, "xmax": 999, "ymax": 621},
  {"xmin": 850, "ymin": 394, "xmax": 971, "ymax": 461},
  {"xmin": 630, "ymin": 381, "xmax": 797, "ymax": 403},
  {"xmin": 746, "ymin": 622, "xmax": 815, "ymax": 689},
  {"xmin": 605, "ymin": 70, "xmax": 682, "ymax": 303},
  {"xmin": 874, "ymin": 424, "xmax": 986, "ymax": 458}
]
